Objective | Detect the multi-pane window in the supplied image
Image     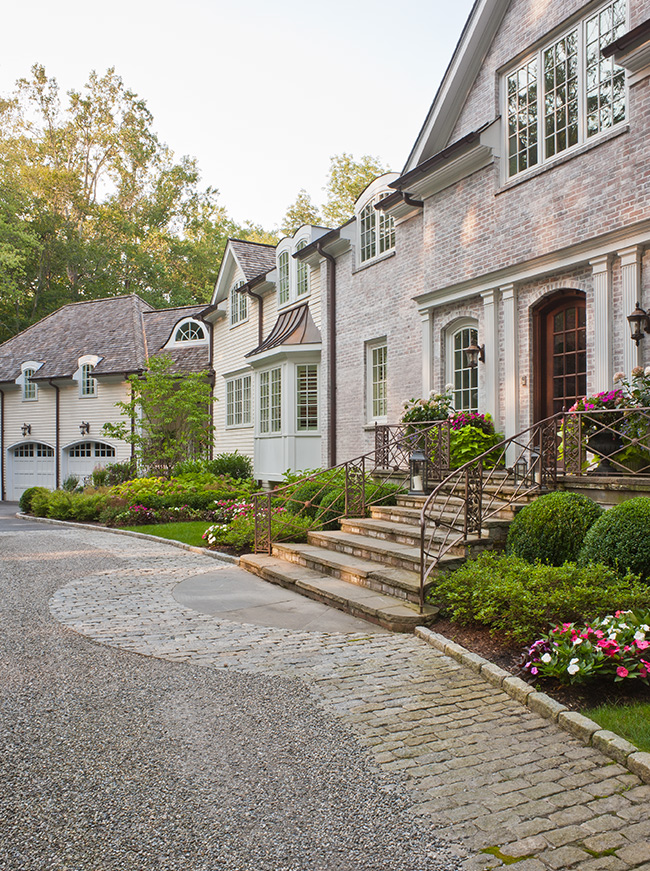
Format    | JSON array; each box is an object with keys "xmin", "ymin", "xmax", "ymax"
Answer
[
  {"xmin": 278, "ymin": 252, "xmax": 290, "ymax": 306},
  {"xmin": 260, "ymin": 368, "xmax": 282, "ymax": 434},
  {"xmin": 359, "ymin": 195, "xmax": 395, "ymax": 264},
  {"xmin": 229, "ymin": 280, "xmax": 248, "ymax": 325},
  {"xmin": 452, "ymin": 327, "xmax": 479, "ymax": 413},
  {"xmin": 296, "ymin": 241, "xmax": 309, "ymax": 297},
  {"xmin": 226, "ymin": 374, "xmax": 252, "ymax": 427},
  {"xmin": 80, "ymin": 363, "xmax": 97, "ymax": 397},
  {"xmin": 174, "ymin": 320, "xmax": 205, "ymax": 342},
  {"xmin": 23, "ymin": 368, "xmax": 36, "ymax": 400},
  {"xmin": 368, "ymin": 343, "xmax": 388, "ymax": 420},
  {"xmin": 506, "ymin": 0, "xmax": 626, "ymax": 178},
  {"xmin": 69, "ymin": 442, "xmax": 115, "ymax": 458},
  {"xmin": 94, "ymin": 443, "xmax": 116, "ymax": 457},
  {"xmin": 14, "ymin": 443, "xmax": 54, "ymax": 458},
  {"xmin": 296, "ymin": 364, "xmax": 318, "ymax": 431}
]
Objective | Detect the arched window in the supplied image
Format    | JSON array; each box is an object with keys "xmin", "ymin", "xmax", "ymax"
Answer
[
  {"xmin": 80, "ymin": 363, "xmax": 97, "ymax": 397},
  {"xmin": 448, "ymin": 322, "xmax": 479, "ymax": 413},
  {"xmin": 174, "ymin": 320, "xmax": 205, "ymax": 343},
  {"xmin": 278, "ymin": 252, "xmax": 290, "ymax": 306},
  {"xmin": 230, "ymin": 280, "xmax": 247, "ymax": 326},
  {"xmin": 359, "ymin": 193, "xmax": 395, "ymax": 264}
]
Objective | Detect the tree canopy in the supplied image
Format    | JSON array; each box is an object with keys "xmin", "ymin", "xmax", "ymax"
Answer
[{"xmin": 0, "ymin": 65, "xmax": 275, "ymax": 343}]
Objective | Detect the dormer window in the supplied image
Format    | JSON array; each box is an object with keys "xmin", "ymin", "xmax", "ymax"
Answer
[
  {"xmin": 296, "ymin": 241, "xmax": 309, "ymax": 297},
  {"xmin": 276, "ymin": 237, "xmax": 310, "ymax": 308},
  {"xmin": 230, "ymin": 280, "xmax": 248, "ymax": 326},
  {"xmin": 174, "ymin": 320, "xmax": 205, "ymax": 342},
  {"xmin": 23, "ymin": 368, "xmax": 36, "ymax": 401},
  {"xmin": 278, "ymin": 252, "xmax": 290, "ymax": 306},
  {"xmin": 505, "ymin": 0, "xmax": 626, "ymax": 179},
  {"xmin": 80, "ymin": 363, "xmax": 97, "ymax": 397},
  {"xmin": 359, "ymin": 193, "xmax": 395, "ymax": 264}
]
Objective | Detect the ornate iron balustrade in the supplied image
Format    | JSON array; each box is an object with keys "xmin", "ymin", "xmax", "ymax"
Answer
[
  {"xmin": 560, "ymin": 407, "xmax": 650, "ymax": 476},
  {"xmin": 253, "ymin": 419, "xmax": 450, "ymax": 553}
]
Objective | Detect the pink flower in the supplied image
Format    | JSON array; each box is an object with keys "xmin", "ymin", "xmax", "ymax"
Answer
[
  {"xmin": 617, "ymin": 666, "xmax": 629, "ymax": 678},
  {"xmin": 635, "ymin": 639, "xmax": 650, "ymax": 650}
]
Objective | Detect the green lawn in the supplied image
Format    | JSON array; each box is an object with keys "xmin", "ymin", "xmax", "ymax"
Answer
[
  {"xmin": 121, "ymin": 521, "xmax": 210, "ymax": 548},
  {"xmin": 584, "ymin": 702, "xmax": 650, "ymax": 752}
]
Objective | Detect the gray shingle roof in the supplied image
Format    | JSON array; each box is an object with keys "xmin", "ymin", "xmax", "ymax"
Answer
[
  {"xmin": 0, "ymin": 295, "xmax": 211, "ymax": 383},
  {"xmin": 230, "ymin": 239, "xmax": 277, "ymax": 281}
]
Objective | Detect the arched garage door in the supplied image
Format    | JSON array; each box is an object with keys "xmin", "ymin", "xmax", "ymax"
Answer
[
  {"xmin": 64, "ymin": 441, "xmax": 116, "ymax": 484},
  {"xmin": 7, "ymin": 442, "xmax": 56, "ymax": 501}
]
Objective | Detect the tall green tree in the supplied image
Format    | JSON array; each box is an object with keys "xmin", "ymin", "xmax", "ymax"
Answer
[
  {"xmin": 280, "ymin": 189, "xmax": 321, "ymax": 236},
  {"xmin": 322, "ymin": 153, "xmax": 390, "ymax": 227}
]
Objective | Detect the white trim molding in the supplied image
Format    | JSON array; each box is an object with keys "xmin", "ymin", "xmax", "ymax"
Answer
[
  {"xmin": 589, "ymin": 255, "xmax": 613, "ymax": 392},
  {"xmin": 619, "ymin": 245, "xmax": 643, "ymax": 375}
]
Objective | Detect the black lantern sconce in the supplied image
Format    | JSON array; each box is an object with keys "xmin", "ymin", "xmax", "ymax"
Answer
[
  {"xmin": 465, "ymin": 339, "xmax": 485, "ymax": 369},
  {"xmin": 21, "ymin": 423, "xmax": 31, "ymax": 437},
  {"xmin": 409, "ymin": 448, "xmax": 429, "ymax": 496},
  {"xmin": 79, "ymin": 421, "xmax": 90, "ymax": 435},
  {"xmin": 627, "ymin": 302, "xmax": 650, "ymax": 346}
]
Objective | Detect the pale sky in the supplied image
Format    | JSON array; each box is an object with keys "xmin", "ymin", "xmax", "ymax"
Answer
[{"xmin": 0, "ymin": 0, "xmax": 475, "ymax": 230}]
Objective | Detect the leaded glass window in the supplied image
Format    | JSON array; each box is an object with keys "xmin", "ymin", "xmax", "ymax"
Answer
[
  {"xmin": 296, "ymin": 364, "xmax": 318, "ymax": 431},
  {"xmin": 506, "ymin": 0, "xmax": 626, "ymax": 179}
]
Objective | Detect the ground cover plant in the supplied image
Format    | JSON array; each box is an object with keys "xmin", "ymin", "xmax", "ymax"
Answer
[
  {"xmin": 507, "ymin": 491, "xmax": 603, "ymax": 566},
  {"xmin": 584, "ymin": 700, "xmax": 650, "ymax": 752},
  {"xmin": 120, "ymin": 521, "xmax": 209, "ymax": 548}
]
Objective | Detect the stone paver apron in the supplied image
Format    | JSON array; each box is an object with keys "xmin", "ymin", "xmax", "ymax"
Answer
[{"xmin": 50, "ymin": 530, "xmax": 650, "ymax": 871}]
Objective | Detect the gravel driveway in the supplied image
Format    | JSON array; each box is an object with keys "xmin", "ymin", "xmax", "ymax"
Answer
[{"xmin": 0, "ymin": 517, "xmax": 463, "ymax": 871}]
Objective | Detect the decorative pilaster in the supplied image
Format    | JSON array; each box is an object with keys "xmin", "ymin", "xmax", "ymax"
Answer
[
  {"xmin": 420, "ymin": 309, "xmax": 433, "ymax": 397},
  {"xmin": 589, "ymin": 255, "xmax": 612, "ymax": 392},
  {"xmin": 481, "ymin": 289, "xmax": 499, "ymax": 424},
  {"xmin": 619, "ymin": 246, "xmax": 643, "ymax": 375},
  {"xmin": 501, "ymin": 284, "xmax": 519, "ymax": 447}
]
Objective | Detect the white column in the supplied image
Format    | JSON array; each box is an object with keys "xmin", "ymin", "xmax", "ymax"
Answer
[
  {"xmin": 501, "ymin": 285, "xmax": 519, "ymax": 467},
  {"xmin": 589, "ymin": 255, "xmax": 612, "ymax": 392},
  {"xmin": 481, "ymin": 289, "xmax": 499, "ymax": 424},
  {"xmin": 420, "ymin": 309, "xmax": 433, "ymax": 397},
  {"xmin": 619, "ymin": 246, "xmax": 642, "ymax": 375}
]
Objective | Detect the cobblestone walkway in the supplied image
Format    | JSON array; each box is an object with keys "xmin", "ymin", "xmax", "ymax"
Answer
[{"xmin": 50, "ymin": 529, "xmax": 650, "ymax": 871}]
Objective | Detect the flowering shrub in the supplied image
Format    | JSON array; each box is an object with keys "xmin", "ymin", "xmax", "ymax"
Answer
[
  {"xmin": 401, "ymin": 388, "xmax": 454, "ymax": 424},
  {"xmin": 450, "ymin": 411, "xmax": 495, "ymax": 435},
  {"xmin": 523, "ymin": 610, "xmax": 650, "ymax": 685}
]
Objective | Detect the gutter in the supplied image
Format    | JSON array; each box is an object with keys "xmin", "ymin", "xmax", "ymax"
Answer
[
  {"xmin": 206, "ymin": 318, "xmax": 215, "ymax": 460},
  {"xmin": 0, "ymin": 388, "xmax": 4, "ymax": 501},
  {"xmin": 240, "ymin": 276, "xmax": 267, "ymax": 347},
  {"xmin": 316, "ymin": 240, "xmax": 337, "ymax": 467},
  {"xmin": 48, "ymin": 380, "xmax": 60, "ymax": 489},
  {"xmin": 374, "ymin": 191, "xmax": 424, "ymax": 212}
]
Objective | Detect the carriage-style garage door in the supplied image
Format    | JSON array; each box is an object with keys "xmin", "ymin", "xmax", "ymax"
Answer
[{"xmin": 8, "ymin": 442, "xmax": 56, "ymax": 501}]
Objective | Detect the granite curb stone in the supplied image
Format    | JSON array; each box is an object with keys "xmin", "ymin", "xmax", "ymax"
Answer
[{"xmin": 415, "ymin": 626, "xmax": 650, "ymax": 785}]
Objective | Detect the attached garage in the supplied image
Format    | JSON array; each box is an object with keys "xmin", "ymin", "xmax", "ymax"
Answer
[
  {"xmin": 64, "ymin": 441, "xmax": 116, "ymax": 484},
  {"xmin": 7, "ymin": 442, "xmax": 56, "ymax": 501}
]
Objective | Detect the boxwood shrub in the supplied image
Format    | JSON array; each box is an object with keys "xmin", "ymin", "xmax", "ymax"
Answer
[
  {"xmin": 19, "ymin": 486, "xmax": 50, "ymax": 514},
  {"xmin": 580, "ymin": 497, "xmax": 650, "ymax": 580},
  {"xmin": 506, "ymin": 491, "xmax": 602, "ymax": 565},
  {"xmin": 429, "ymin": 551, "xmax": 650, "ymax": 643}
]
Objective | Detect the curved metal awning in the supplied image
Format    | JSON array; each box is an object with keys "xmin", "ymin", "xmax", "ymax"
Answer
[{"xmin": 245, "ymin": 303, "xmax": 321, "ymax": 358}]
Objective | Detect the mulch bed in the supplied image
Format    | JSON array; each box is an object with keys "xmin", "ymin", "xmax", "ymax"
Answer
[{"xmin": 434, "ymin": 617, "xmax": 650, "ymax": 712}]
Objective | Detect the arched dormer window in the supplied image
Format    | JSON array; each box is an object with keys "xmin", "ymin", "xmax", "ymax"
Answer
[
  {"xmin": 80, "ymin": 363, "xmax": 97, "ymax": 397},
  {"xmin": 230, "ymin": 280, "xmax": 247, "ymax": 326},
  {"xmin": 296, "ymin": 240, "xmax": 309, "ymax": 297},
  {"xmin": 278, "ymin": 252, "xmax": 290, "ymax": 306},
  {"xmin": 358, "ymin": 192, "xmax": 395, "ymax": 264},
  {"xmin": 19, "ymin": 361, "xmax": 42, "ymax": 401},
  {"xmin": 174, "ymin": 319, "xmax": 206, "ymax": 343}
]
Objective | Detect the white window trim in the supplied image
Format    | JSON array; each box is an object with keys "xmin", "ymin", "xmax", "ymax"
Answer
[
  {"xmin": 446, "ymin": 318, "xmax": 479, "ymax": 414},
  {"xmin": 295, "ymin": 363, "xmax": 319, "ymax": 433},
  {"xmin": 366, "ymin": 339, "xmax": 388, "ymax": 424},
  {"xmin": 258, "ymin": 366, "xmax": 283, "ymax": 436},
  {"xmin": 502, "ymin": 0, "xmax": 628, "ymax": 183},
  {"xmin": 80, "ymin": 363, "xmax": 97, "ymax": 398},
  {"xmin": 276, "ymin": 237, "xmax": 311, "ymax": 310},
  {"xmin": 229, "ymin": 280, "xmax": 248, "ymax": 327},
  {"xmin": 357, "ymin": 193, "xmax": 395, "ymax": 267},
  {"xmin": 18, "ymin": 360, "xmax": 43, "ymax": 402},
  {"xmin": 225, "ymin": 373, "xmax": 252, "ymax": 429},
  {"xmin": 167, "ymin": 317, "xmax": 208, "ymax": 347}
]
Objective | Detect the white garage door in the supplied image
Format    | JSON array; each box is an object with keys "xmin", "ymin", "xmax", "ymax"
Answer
[
  {"xmin": 65, "ymin": 441, "xmax": 116, "ymax": 483},
  {"xmin": 8, "ymin": 443, "xmax": 56, "ymax": 501}
]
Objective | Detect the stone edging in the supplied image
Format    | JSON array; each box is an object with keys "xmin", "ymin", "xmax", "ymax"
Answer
[
  {"xmin": 15, "ymin": 513, "xmax": 240, "ymax": 565},
  {"xmin": 416, "ymin": 626, "xmax": 650, "ymax": 785}
]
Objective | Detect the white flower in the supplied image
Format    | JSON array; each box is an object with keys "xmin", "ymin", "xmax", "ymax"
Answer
[
  {"xmin": 642, "ymin": 624, "xmax": 650, "ymax": 632},
  {"xmin": 541, "ymin": 653, "xmax": 552, "ymax": 663},
  {"xmin": 573, "ymin": 637, "xmax": 583, "ymax": 646},
  {"xmin": 445, "ymin": 383, "xmax": 454, "ymax": 392},
  {"xmin": 634, "ymin": 630, "xmax": 646, "ymax": 641},
  {"xmin": 619, "ymin": 623, "xmax": 629, "ymax": 630},
  {"xmin": 613, "ymin": 371, "xmax": 625, "ymax": 383},
  {"xmin": 645, "ymin": 366, "xmax": 650, "ymax": 377},
  {"xmin": 567, "ymin": 659, "xmax": 580, "ymax": 675}
]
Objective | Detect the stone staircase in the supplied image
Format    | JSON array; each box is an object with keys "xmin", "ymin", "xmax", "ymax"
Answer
[{"xmin": 240, "ymin": 482, "xmax": 538, "ymax": 633}]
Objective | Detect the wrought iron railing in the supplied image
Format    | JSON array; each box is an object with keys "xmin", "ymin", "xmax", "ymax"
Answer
[
  {"xmin": 253, "ymin": 419, "xmax": 451, "ymax": 553},
  {"xmin": 560, "ymin": 406, "xmax": 650, "ymax": 476}
]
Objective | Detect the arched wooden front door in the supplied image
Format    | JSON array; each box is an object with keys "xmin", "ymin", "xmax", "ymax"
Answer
[{"xmin": 533, "ymin": 290, "xmax": 587, "ymax": 421}]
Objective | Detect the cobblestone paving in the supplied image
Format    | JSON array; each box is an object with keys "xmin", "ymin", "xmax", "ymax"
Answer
[{"xmin": 49, "ymin": 529, "xmax": 650, "ymax": 871}]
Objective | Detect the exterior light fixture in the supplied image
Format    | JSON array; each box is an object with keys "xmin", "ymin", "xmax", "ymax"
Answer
[
  {"xmin": 79, "ymin": 421, "xmax": 90, "ymax": 435},
  {"xmin": 21, "ymin": 423, "xmax": 31, "ymax": 437},
  {"xmin": 627, "ymin": 302, "xmax": 650, "ymax": 346},
  {"xmin": 513, "ymin": 457, "xmax": 528, "ymax": 484},
  {"xmin": 409, "ymin": 448, "xmax": 428, "ymax": 495},
  {"xmin": 465, "ymin": 339, "xmax": 485, "ymax": 369}
]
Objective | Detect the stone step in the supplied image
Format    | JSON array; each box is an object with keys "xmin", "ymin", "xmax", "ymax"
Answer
[
  {"xmin": 239, "ymin": 553, "xmax": 439, "ymax": 633},
  {"xmin": 371, "ymin": 501, "xmax": 521, "ymax": 527},
  {"xmin": 270, "ymin": 540, "xmax": 426, "ymax": 603}
]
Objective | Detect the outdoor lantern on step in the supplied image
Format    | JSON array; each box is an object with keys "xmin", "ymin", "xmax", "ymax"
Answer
[
  {"xmin": 513, "ymin": 456, "xmax": 528, "ymax": 484},
  {"xmin": 409, "ymin": 448, "xmax": 428, "ymax": 495}
]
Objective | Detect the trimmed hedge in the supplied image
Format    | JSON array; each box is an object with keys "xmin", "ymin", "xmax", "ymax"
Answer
[
  {"xmin": 580, "ymin": 497, "xmax": 650, "ymax": 580},
  {"xmin": 506, "ymin": 491, "xmax": 603, "ymax": 566},
  {"xmin": 429, "ymin": 552, "xmax": 650, "ymax": 643},
  {"xmin": 19, "ymin": 486, "xmax": 50, "ymax": 514}
]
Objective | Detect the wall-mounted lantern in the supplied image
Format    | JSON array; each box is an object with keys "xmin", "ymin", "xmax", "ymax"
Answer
[
  {"xmin": 627, "ymin": 302, "xmax": 650, "ymax": 346},
  {"xmin": 79, "ymin": 421, "xmax": 90, "ymax": 435},
  {"xmin": 465, "ymin": 339, "xmax": 485, "ymax": 369},
  {"xmin": 21, "ymin": 423, "xmax": 31, "ymax": 437}
]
